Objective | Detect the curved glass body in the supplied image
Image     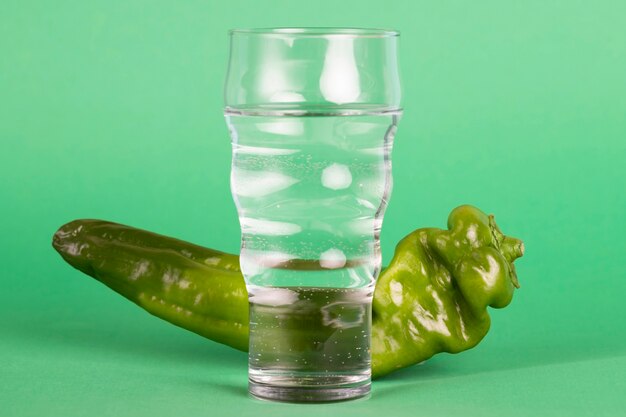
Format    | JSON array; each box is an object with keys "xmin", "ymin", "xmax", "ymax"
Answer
[{"xmin": 224, "ymin": 27, "xmax": 401, "ymax": 402}]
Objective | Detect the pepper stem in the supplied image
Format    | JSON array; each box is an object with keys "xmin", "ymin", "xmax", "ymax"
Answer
[
  {"xmin": 488, "ymin": 214, "xmax": 524, "ymax": 289},
  {"xmin": 501, "ymin": 237, "xmax": 524, "ymax": 262}
]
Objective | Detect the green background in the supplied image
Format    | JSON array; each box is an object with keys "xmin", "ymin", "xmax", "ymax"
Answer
[{"xmin": 1, "ymin": 1, "xmax": 625, "ymax": 416}]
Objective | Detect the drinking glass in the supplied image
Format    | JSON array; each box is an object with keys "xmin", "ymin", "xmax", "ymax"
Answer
[{"xmin": 224, "ymin": 27, "xmax": 401, "ymax": 402}]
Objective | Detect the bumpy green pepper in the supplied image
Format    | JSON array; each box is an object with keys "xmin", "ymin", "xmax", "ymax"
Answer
[{"xmin": 52, "ymin": 205, "xmax": 523, "ymax": 378}]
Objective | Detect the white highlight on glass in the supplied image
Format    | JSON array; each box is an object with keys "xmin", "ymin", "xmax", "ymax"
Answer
[
  {"xmin": 255, "ymin": 40, "xmax": 304, "ymax": 103},
  {"xmin": 257, "ymin": 119, "xmax": 304, "ymax": 136},
  {"xmin": 319, "ymin": 37, "xmax": 361, "ymax": 104},
  {"xmin": 258, "ymin": 42, "xmax": 289, "ymax": 99},
  {"xmin": 356, "ymin": 198, "xmax": 377, "ymax": 210},
  {"xmin": 233, "ymin": 168, "xmax": 299, "ymax": 197},
  {"xmin": 349, "ymin": 218, "xmax": 376, "ymax": 235},
  {"xmin": 258, "ymin": 250, "xmax": 295, "ymax": 266},
  {"xmin": 235, "ymin": 145, "xmax": 299, "ymax": 156},
  {"xmin": 321, "ymin": 163, "xmax": 352, "ymax": 190},
  {"xmin": 242, "ymin": 218, "xmax": 302, "ymax": 236},
  {"xmin": 270, "ymin": 91, "xmax": 305, "ymax": 103},
  {"xmin": 252, "ymin": 287, "xmax": 299, "ymax": 306},
  {"xmin": 320, "ymin": 248, "xmax": 347, "ymax": 269},
  {"xmin": 240, "ymin": 250, "xmax": 296, "ymax": 277}
]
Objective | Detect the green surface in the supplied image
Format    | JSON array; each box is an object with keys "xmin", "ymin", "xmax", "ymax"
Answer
[{"xmin": 1, "ymin": 1, "xmax": 625, "ymax": 416}]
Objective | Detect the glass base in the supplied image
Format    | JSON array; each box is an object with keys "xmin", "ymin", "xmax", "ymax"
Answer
[
  {"xmin": 249, "ymin": 376, "xmax": 371, "ymax": 402},
  {"xmin": 246, "ymin": 286, "xmax": 373, "ymax": 402}
]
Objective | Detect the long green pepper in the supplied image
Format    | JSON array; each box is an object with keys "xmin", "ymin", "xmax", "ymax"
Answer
[{"xmin": 53, "ymin": 205, "xmax": 523, "ymax": 378}]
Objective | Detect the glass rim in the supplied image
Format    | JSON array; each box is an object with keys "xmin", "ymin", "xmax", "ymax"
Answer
[{"xmin": 229, "ymin": 27, "xmax": 400, "ymax": 38}]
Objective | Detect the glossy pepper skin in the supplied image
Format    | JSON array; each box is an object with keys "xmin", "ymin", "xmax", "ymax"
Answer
[
  {"xmin": 52, "ymin": 205, "xmax": 523, "ymax": 379},
  {"xmin": 371, "ymin": 205, "xmax": 523, "ymax": 376}
]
